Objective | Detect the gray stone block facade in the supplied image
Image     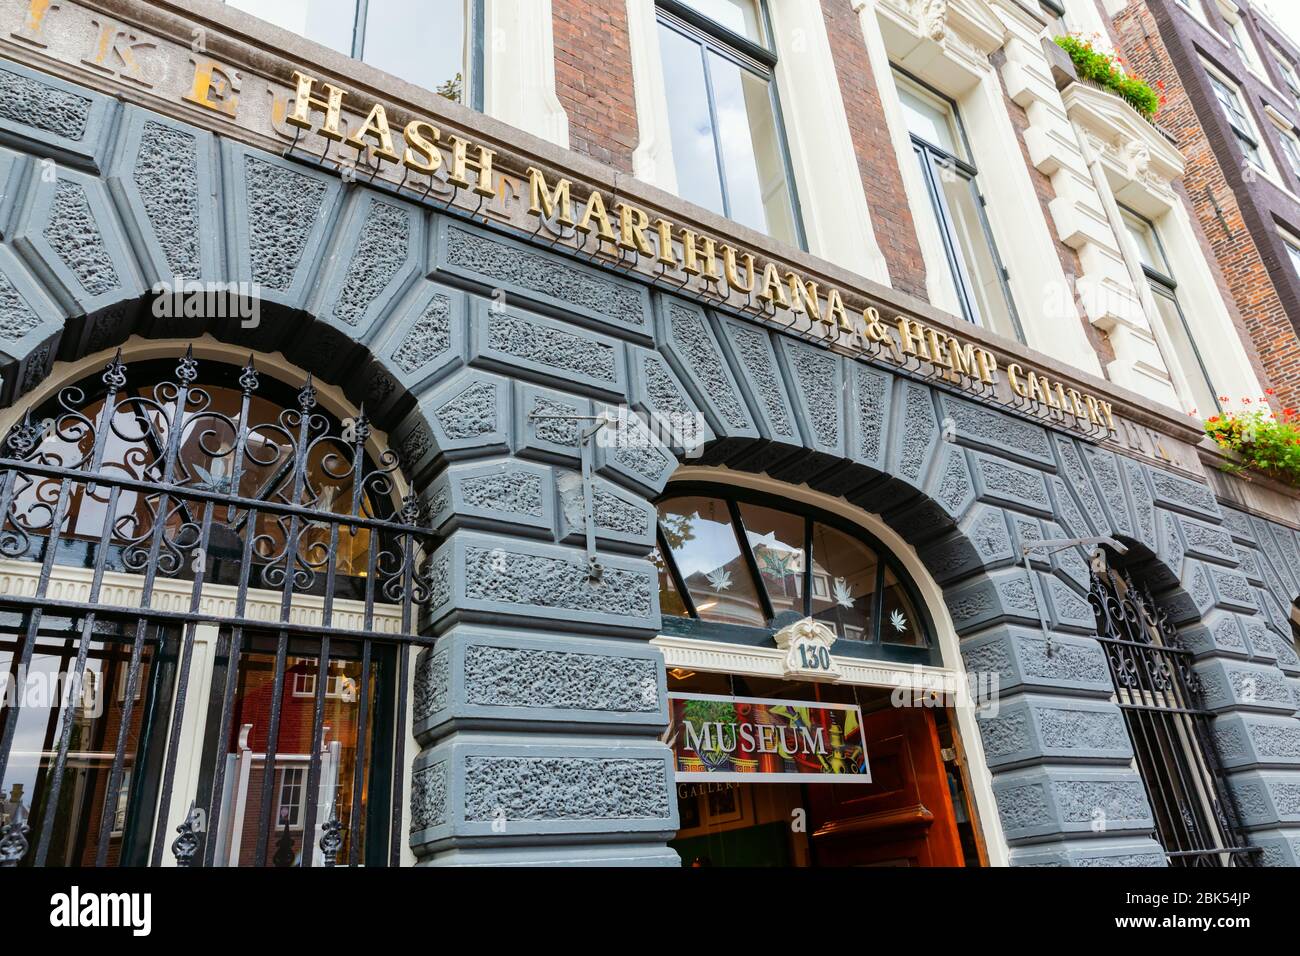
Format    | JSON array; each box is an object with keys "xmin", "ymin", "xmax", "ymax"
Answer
[{"xmin": 0, "ymin": 57, "xmax": 1298, "ymax": 867}]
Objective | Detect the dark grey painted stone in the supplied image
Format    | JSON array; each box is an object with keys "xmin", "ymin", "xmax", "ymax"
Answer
[
  {"xmin": 470, "ymin": 296, "xmax": 627, "ymax": 399},
  {"xmin": 431, "ymin": 216, "xmax": 653, "ymax": 342},
  {"xmin": 0, "ymin": 59, "xmax": 117, "ymax": 171},
  {"xmin": 412, "ymin": 625, "xmax": 668, "ymax": 743},
  {"xmin": 107, "ymin": 106, "xmax": 222, "ymax": 289}
]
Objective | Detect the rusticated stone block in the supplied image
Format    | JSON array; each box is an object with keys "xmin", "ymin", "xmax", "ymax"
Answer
[
  {"xmin": 361, "ymin": 279, "xmax": 467, "ymax": 418},
  {"xmin": 409, "ymin": 736, "xmax": 676, "ymax": 854},
  {"xmin": 11, "ymin": 166, "xmax": 143, "ymax": 318},
  {"xmin": 714, "ymin": 315, "xmax": 799, "ymax": 445},
  {"xmin": 936, "ymin": 392, "xmax": 1053, "ymax": 468},
  {"xmin": 1010, "ymin": 837, "xmax": 1166, "ymax": 867},
  {"xmin": 310, "ymin": 191, "xmax": 424, "ymax": 348},
  {"xmin": 224, "ymin": 143, "xmax": 341, "ymax": 310},
  {"xmin": 944, "ymin": 567, "xmax": 1042, "ymax": 634},
  {"xmin": 0, "ymin": 60, "xmax": 117, "ymax": 170},
  {"xmin": 959, "ymin": 626, "xmax": 1112, "ymax": 697},
  {"xmin": 1193, "ymin": 658, "xmax": 1298, "ymax": 715},
  {"xmin": 0, "ymin": 245, "xmax": 63, "ymax": 403},
  {"xmin": 918, "ymin": 504, "xmax": 1016, "ymax": 586},
  {"xmin": 627, "ymin": 347, "xmax": 713, "ymax": 458},
  {"xmin": 655, "ymin": 296, "xmax": 756, "ymax": 444},
  {"xmin": 432, "ymin": 217, "xmax": 652, "ymax": 341},
  {"xmin": 1146, "ymin": 465, "xmax": 1222, "ymax": 522},
  {"xmin": 426, "ymin": 531, "xmax": 659, "ymax": 634},
  {"xmin": 470, "ymin": 297, "xmax": 628, "ymax": 399},
  {"xmin": 1177, "ymin": 610, "xmax": 1250, "ymax": 659},
  {"xmin": 971, "ymin": 450, "xmax": 1053, "ymax": 518},
  {"xmin": 992, "ymin": 766, "xmax": 1154, "ymax": 844},
  {"xmin": 1247, "ymin": 829, "xmax": 1300, "ymax": 866},
  {"xmin": 1227, "ymin": 770, "xmax": 1300, "ymax": 828},
  {"xmin": 107, "ymin": 107, "xmax": 222, "ymax": 293},
  {"xmin": 426, "ymin": 458, "xmax": 555, "ymax": 538},
  {"xmin": 556, "ymin": 471, "xmax": 656, "ymax": 554},
  {"xmin": 591, "ymin": 401, "xmax": 678, "ymax": 497},
  {"xmin": 412, "ymin": 625, "xmax": 667, "ymax": 744},
  {"xmin": 1212, "ymin": 712, "xmax": 1300, "ymax": 770},
  {"xmin": 978, "ymin": 694, "xmax": 1133, "ymax": 768}
]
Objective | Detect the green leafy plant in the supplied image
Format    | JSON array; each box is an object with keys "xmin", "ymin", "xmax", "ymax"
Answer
[
  {"xmin": 1054, "ymin": 34, "xmax": 1164, "ymax": 119},
  {"xmin": 1205, "ymin": 407, "xmax": 1300, "ymax": 487}
]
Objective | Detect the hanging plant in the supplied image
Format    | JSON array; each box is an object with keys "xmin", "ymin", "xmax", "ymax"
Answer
[
  {"xmin": 1055, "ymin": 34, "xmax": 1163, "ymax": 119},
  {"xmin": 1204, "ymin": 402, "xmax": 1300, "ymax": 488}
]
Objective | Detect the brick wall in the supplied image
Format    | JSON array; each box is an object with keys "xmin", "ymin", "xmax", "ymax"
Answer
[
  {"xmin": 1113, "ymin": 0, "xmax": 1299, "ymax": 408},
  {"xmin": 551, "ymin": 0, "xmax": 639, "ymax": 172},
  {"xmin": 820, "ymin": 0, "xmax": 928, "ymax": 300}
]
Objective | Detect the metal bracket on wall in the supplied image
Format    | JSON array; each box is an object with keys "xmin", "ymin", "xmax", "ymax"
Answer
[
  {"xmin": 526, "ymin": 410, "xmax": 611, "ymax": 581},
  {"xmin": 1020, "ymin": 535, "xmax": 1128, "ymax": 656}
]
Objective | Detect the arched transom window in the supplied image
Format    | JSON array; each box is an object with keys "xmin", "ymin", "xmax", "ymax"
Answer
[{"xmin": 654, "ymin": 485, "xmax": 935, "ymax": 664}]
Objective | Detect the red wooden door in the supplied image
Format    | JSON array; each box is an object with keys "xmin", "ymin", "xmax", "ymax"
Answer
[{"xmin": 807, "ymin": 706, "xmax": 965, "ymax": 866}]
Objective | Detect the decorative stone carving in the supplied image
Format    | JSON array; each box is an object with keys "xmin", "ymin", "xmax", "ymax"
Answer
[
  {"xmin": 45, "ymin": 180, "xmax": 120, "ymax": 296},
  {"xmin": 243, "ymin": 154, "xmax": 328, "ymax": 291},
  {"xmin": 134, "ymin": 120, "xmax": 200, "ymax": 278},
  {"xmin": 773, "ymin": 617, "xmax": 843, "ymax": 681}
]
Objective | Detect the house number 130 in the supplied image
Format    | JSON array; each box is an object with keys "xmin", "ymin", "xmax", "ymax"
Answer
[{"xmin": 797, "ymin": 643, "xmax": 832, "ymax": 671}]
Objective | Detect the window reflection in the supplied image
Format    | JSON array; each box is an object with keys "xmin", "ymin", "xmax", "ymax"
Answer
[
  {"xmin": 658, "ymin": 496, "xmax": 766, "ymax": 626},
  {"xmin": 0, "ymin": 616, "xmax": 169, "ymax": 866},
  {"xmin": 207, "ymin": 637, "xmax": 382, "ymax": 867},
  {"xmin": 654, "ymin": 489, "xmax": 933, "ymax": 658},
  {"xmin": 810, "ymin": 522, "xmax": 878, "ymax": 643}
]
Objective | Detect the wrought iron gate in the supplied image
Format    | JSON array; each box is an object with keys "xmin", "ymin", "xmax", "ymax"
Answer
[
  {"xmin": 1087, "ymin": 553, "xmax": 1256, "ymax": 866},
  {"xmin": 0, "ymin": 349, "xmax": 437, "ymax": 866}
]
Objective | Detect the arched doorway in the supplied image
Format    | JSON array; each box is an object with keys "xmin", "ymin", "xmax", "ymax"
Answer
[
  {"xmin": 650, "ymin": 475, "xmax": 998, "ymax": 867},
  {"xmin": 0, "ymin": 347, "xmax": 436, "ymax": 867}
]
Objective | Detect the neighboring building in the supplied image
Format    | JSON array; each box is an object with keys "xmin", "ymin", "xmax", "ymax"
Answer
[
  {"xmin": 1109, "ymin": 0, "xmax": 1300, "ymax": 410},
  {"xmin": 0, "ymin": 0, "xmax": 1296, "ymax": 870}
]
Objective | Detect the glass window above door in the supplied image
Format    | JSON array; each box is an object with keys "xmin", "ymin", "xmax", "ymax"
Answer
[
  {"xmin": 654, "ymin": 486, "xmax": 937, "ymax": 664},
  {"xmin": 226, "ymin": 0, "xmax": 482, "ymax": 107}
]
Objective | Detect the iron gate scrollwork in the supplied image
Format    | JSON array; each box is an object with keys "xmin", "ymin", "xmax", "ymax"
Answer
[
  {"xmin": 0, "ymin": 348, "xmax": 439, "ymax": 867},
  {"xmin": 1087, "ymin": 552, "xmax": 1257, "ymax": 867}
]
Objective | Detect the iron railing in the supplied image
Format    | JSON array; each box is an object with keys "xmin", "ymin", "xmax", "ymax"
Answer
[
  {"xmin": 1088, "ymin": 555, "xmax": 1257, "ymax": 867},
  {"xmin": 0, "ymin": 349, "xmax": 438, "ymax": 866}
]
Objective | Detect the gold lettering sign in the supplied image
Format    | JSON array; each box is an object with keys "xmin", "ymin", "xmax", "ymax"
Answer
[{"xmin": 271, "ymin": 70, "xmax": 1117, "ymax": 434}]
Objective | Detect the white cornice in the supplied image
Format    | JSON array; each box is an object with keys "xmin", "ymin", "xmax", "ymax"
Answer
[
  {"xmin": 652, "ymin": 633, "xmax": 963, "ymax": 693},
  {"xmin": 0, "ymin": 560, "xmax": 406, "ymax": 632}
]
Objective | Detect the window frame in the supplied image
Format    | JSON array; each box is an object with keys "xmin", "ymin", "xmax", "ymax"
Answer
[
  {"xmin": 228, "ymin": 0, "xmax": 486, "ymax": 109},
  {"xmin": 894, "ymin": 69, "xmax": 1025, "ymax": 342},
  {"xmin": 1267, "ymin": 40, "xmax": 1300, "ymax": 104},
  {"xmin": 1204, "ymin": 61, "xmax": 1270, "ymax": 173},
  {"xmin": 654, "ymin": 0, "xmax": 807, "ymax": 249},
  {"xmin": 655, "ymin": 482, "xmax": 939, "ymax": 666},
  {"xmin": 1119, "ymin": 206, "xmax": 1222, "ymax": 415}
]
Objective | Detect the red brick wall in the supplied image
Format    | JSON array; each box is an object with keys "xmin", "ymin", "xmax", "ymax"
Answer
[
  {"xmin": 1113, "ymin": 1, "xmax": 1293, "ymax": 407},
  {"xmin": 819, "ymin": 0, "xmax": 928, "ymax": 301},
  {"xmin": 552, "ymin": 0, "xmax": 639, "ymax": 172}
]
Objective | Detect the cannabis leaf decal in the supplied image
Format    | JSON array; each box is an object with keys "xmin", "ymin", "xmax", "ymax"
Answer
[
  {"xmin": 832, "ymin": 576, "xmax": 854, "ymax": 609},
  {"xmin": 890, "ymin": 609, "xmax": 908, "ymax": 633},
  {"xmin": 706, "ymin": 567, "xmax": 733, "ymax": 592}
]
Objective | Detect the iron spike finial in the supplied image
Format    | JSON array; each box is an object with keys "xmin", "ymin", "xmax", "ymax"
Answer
[
  {"xmin": 170, "ymin": 803, "xmax": 203, "ymax": 867},
  {"xmin": 298, "ymin": 374, "xmax": 318, "ymax": 411},
  {"xmin": 176, "ymin": 344, "xmax": 199, "ymax": 385},
  {"xmin": 102, "ymin": 348, "xmax": 128, "ymax": 392},
  {"xmin": 238, "ymin": 354, "xmax": 259, "ymax": 395}
]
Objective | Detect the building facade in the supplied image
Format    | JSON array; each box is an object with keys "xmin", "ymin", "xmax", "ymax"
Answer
[
  {"xmin": 0, "ymin": 0, "xmax": 1297, "ymax": 869},
  {"xmin": 1109, "ymin": 0, "xmax": 1300, "ymax": 414}
]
